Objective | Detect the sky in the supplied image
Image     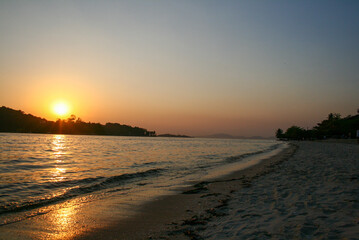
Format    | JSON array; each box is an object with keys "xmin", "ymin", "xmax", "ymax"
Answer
[{"xmin": 0, "ymin": 0, "xmax": 358, "ymax": 137}]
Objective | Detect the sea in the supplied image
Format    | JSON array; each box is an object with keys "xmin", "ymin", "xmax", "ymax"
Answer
[{"xmin": 0, "ymin": 133, "xmax": 285, "ymax": 230}]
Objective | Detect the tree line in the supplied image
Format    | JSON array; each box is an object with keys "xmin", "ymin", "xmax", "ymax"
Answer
[
  {"xmin": 276, "ymin": 111, "xmax": 359, "ymax": 140},
  {"xmin": 0, "ymin": 106, "xmax": 156, "ymax": 136}
]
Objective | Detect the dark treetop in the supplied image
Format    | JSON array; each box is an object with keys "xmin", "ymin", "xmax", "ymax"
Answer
[
  {"xmin": 276, "ymin": 112, "xmax": 359, "ymax": 140},
  {"xmin": 0, "ymin": 106, "xmax": 156, "ymax": 136}
]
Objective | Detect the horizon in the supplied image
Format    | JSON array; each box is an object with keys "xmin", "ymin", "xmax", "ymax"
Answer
[
  {"xmin": 1, "ymin": 105, "xmax": 277, "ymax": 138},
  {"xmin": 1, "ymin": 1, "xmax": 358, "ymax": 137}
]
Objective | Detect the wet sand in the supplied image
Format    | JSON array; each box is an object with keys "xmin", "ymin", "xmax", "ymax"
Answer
[{"xmin": 77, "ymin": 141, "xmax": 359, "ymax": 239}]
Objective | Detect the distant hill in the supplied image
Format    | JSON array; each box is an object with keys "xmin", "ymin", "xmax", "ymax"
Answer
[
  {"xmin": 157, "ymin": 134, "xmax": 192, "ymax": 138},
  {"xmin": 0, "ymin": 106, "xmax": 156, "ymax": 136},
  {"xmin": 202, "ymin": 133, "xmax": 239, "ymax": 139},
  {"xmin": 200, "ymin": 133, "xmax": 272, "ymax": 139}
]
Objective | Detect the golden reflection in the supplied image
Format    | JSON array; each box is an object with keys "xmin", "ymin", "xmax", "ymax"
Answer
[
  {"xmin": 53, "ymin": 203, "xmax": 77, "ymax": 235},
  {"xmin": 41, "ymin": 135, "xmax": 84, "ymax": 239},
  {"xmin": 53, "ymin": 168, "xmax": 66, "ymax": 182},
  {"xmin": 52, "ymin": 135, "xmax": 66, "ymax": 158},
  {"xmin": 51, "ymin": 135, "xmax": 67, "ymax": 182},
  {"xmin": 41, "ymin": 200, "xmax": 83, "ymax": 240}
]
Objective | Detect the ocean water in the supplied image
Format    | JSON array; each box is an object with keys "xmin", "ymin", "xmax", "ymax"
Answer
[{"xmin": 0, "ymin": 133, "xmax": 283, "ymax": 226}]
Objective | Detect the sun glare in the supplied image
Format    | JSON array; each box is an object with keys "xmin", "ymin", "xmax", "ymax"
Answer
[{"xmin": 53, "ymin": 103, "xmax": 69, "ymax": 117}]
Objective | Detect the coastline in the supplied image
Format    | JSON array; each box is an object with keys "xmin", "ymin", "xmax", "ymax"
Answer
[
  {"xmin": 76, "ymin": 143, "xmax": 297, "ymax": 239},
  {"xmin": 78, "ymin": 141, "xmax": 359, "ymax": 239},
  {"xmin": 2, "ymin": 141, "xmax": 357, "ymax": 239}
]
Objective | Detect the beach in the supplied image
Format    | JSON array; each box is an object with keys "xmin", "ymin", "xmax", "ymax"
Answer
[
  {"xmin": 1, "ymin": 140, "xmax": 358, "ymax": 240},
  {"xmin": 78, "ymin": 141, "xmax": 359, "ymax": 239},
  {"xmin": 1, "ymin": 1, "xmax": 358, "ymax": 239},
  {"xmin": 0, "ymin": 135, "xmax": 284, "ymax": 240}
]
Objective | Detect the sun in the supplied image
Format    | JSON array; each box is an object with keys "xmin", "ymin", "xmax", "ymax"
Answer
[{"xmin": 53, "ymin": 102, "xmax": 70, "ymax": 117}]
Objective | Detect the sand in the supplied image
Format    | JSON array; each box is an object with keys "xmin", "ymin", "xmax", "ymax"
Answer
[
  {"xmin": 77, "ymin": 141, "xmax": 359, "ymax": 240},
  {"xmin": 198, "ymin": 141, "xmax": 359, "ymax": 239}
]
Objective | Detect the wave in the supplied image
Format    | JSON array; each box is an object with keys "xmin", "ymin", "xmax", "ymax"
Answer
[
  {"xmin": 0, "ymin": 168, "xmax": 164, "ymax": 216},
  {"xmin": 224, "ymin": 143, "xmax": 282, "ymax": 164},
  {"xmin": 131, "ymin": 161, "xmax": 159, "ymax": 168}
]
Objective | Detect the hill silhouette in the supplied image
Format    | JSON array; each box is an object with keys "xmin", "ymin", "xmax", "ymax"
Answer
[
  {"xmin": 157, "ymin": 134, "xmax": 192, "ymax": 138},
  {"xmin": 200, "ymin": 133, "xmax": 272, "ymax": 140},
  {"xmin": 0, "ymin": 106, "xmax": 156, "ymax": 136}
]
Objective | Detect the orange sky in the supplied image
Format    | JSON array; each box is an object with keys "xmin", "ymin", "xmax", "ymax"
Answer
[{"xmin": 1, "ymin": 1, "xmax": 358, "ymax": 137}]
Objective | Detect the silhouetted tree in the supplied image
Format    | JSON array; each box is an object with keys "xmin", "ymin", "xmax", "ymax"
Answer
[
  {"xmin": 284, "ymin": 126, "xmax": 306, "ymax": 140},
  {"xmin": 314, "ymin": 113, "xmax": 343, "ymax": 138},
  {"xmin": 276, "ymin": 110, "xmax": 359, "ymax": 140},
  {"xmin": 275, "ymin": 128, "xmax": 284, "ymax": 139},
  {"xmin": 67, "ymin": 115, "xmax": 76, "ymax": 122}
]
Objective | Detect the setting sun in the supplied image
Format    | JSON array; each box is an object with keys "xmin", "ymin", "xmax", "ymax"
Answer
[{"xmin": 53, "ymin": 102, "xmax": 69, "ymax": 117}]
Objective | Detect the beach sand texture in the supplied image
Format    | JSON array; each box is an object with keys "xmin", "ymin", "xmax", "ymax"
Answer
[
  {"xmin": 79, "ymin": 141, "xmax": 359, "ymax": 239},
  {"xmin": 197, "ymin": 141, "xmax": 359, "ymax": 239}
]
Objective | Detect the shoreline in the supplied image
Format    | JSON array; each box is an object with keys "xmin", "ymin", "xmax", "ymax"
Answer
[
  {"xmin": 76, "ymin": 143, "xmax": 297, "ymax": 239},
  {"xmin": 78, "ymin": 141, "xmax": 359, "ymax": 239},
  {"xmin": 2, "ymin": 140, "xmax": 357, "ymax": 239},
  {"xmin": 0, "ymin": 137, "xmax": 282, "ymax": 240}
]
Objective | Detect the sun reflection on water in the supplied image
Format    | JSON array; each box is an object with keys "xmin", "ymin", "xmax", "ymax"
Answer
[
  {"xmin": 42, "ymin": 135, "xmax": 84, "ymax": 239},
  {"xmin": 51, "ymin": 135, "xmax": 67, "ymax": 182},
  {"xmin": 36, "ymin": 199, "xmax": 86, "ymax": 240},
  {"xmin": 52, "ymin": 135, "xmax": 66, "ymax": 160},
  {"xmin": 50, "ymin": 203, "xmax": 78, "ymax": 239}
]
